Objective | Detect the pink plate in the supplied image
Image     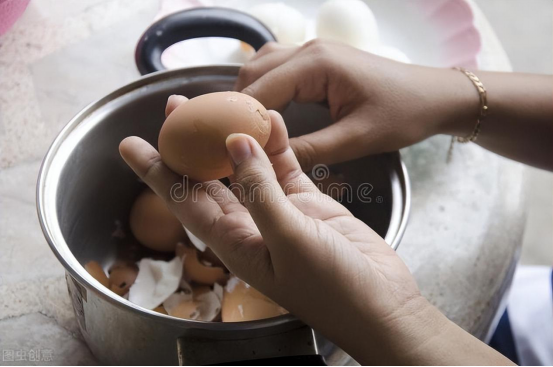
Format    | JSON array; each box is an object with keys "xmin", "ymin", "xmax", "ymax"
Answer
[{"xmin": 0, "ymin": 0, "xmax": 30, "ymax": 37}]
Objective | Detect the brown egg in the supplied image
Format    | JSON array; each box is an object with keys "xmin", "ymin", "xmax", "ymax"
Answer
[
  {"xmin": 158, "ymin": 91, "xmax": 271, "ymax": 182},
  {"xmin": 84, "ymin": 261, "xmax": 109, "ymax": 288},
  {"xmin": 109, "ymin": 264, "xmax": 138, "ymax": 296},
  {"xmin": 222, "ymin": 277, "xmax": 287, "ymax": 322},
  {"xmin": 176, "ymin": 244, "xmax": 228, "ymax": 285},
  {"xmin": 129, "ymin": 188, "xmax": 185, "ymax": 252}
]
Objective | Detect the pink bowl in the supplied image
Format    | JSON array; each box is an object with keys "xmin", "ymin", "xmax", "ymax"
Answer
[{"xmin": 0, "ymin": 0, "xmax": 30, "ymax": 36}]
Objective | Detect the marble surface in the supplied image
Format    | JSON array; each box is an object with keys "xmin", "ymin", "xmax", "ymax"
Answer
[{"xmin": 0, "ymin": 0, "xmax": 526, "ymax": 365}]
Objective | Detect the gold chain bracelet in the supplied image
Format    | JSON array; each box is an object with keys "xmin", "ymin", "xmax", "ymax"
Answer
[{"xmin": 447, "ymin": 67, "xmax": 488, "ymax": 162}]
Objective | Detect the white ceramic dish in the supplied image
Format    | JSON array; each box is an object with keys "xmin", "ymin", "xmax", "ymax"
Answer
[{"xmin": 155, "ymin": 0, "xmax": 481, "ymax": 69}]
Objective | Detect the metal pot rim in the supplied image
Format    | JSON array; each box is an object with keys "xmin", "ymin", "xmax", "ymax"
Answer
[{"xmin": 36, "ymin": 65, "xmax": 410, "ymax": 331}]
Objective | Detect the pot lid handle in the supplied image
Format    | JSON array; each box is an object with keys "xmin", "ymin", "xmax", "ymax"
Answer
[{"xmin": 135, "ymin": 7, "xmax": 276, "ymax": 75}]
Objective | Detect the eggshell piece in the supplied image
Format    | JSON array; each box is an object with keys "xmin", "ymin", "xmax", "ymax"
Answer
[
  {"xmin": 192, "ymin": 285, "xmax": 212, "ymax": 299},
  {"xmin": 200, "ymin": 247, "xmax": 226, "ymax": 269},
  {"xmin": 128, "ymin": 257, "xmax": 183, "ymax": 309},
  {"xmin": 184, "ymin": 226, "xmax": 207, "ymax": 252},
  {"xmin": 158, "ymin": 92, "xmax": 271, "ymax": 182},
  {"xmin": 222, "ymin": 277, "xmax": 287, "ymax": 322},
  {"xmin": 163, "ymin": 291, "xmax": 193, "ymax": 314},
  {"xmin": 129, "ymin": 188, "xmax": 185, "ymax": 252},
  {"xmin": 84, "ymin": 261, "xmax": 109, "ymax": 288},
  {"xmin": 195, "ymin": 289, "xmax": 222, "ymax": 321},
  {"xmin": 171, "ymin": 300, "xmax": 201, "ymax": 320},
  {"xmin": 165, "ymin": 287, "xmax": 222, "ymax": 321},
  {"xmin": 153, "ymin": 305, "xmax": 168, "ymax": 315},
  {"xmin": 109, "ymin": 264, "xmax": 139, "ymax": 296},
  {"xmin": 183, "ymin": 227, "xmax": 226, "ymax": 268},
  {"xmin": 177, "ymin": 243, "xmax": 228, "ymax": 285}
]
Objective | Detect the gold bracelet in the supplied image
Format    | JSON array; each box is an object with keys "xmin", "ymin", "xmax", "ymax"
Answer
[
  {"xmin": 453, "ymin": 67, "xmax": 488, "ymax": 142},
  {"xmin": 447, "ymin": 67, "xmax": 488, "ymax": 162}
]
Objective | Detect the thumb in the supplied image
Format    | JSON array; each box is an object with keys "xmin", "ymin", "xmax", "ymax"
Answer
[{"xmin": 226, "ymin": 133, "xmax": 304, "ymax": 244}]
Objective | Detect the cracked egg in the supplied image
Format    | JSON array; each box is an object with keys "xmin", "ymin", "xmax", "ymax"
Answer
[{"xmin": 158, "ymin": 91, "xmax": 271, "ymax": 182}]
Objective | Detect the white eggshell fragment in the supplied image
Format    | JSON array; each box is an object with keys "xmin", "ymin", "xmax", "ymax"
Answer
[
  {"xmin": 163, "ymin": 291, "xmax": 193, "ymax": 315},
  {"xmin": 184, "ymin": 226, "xmax": 207, "ymax": 252},
  {"xmin": 128, "ymin": 257, "xmax": 183, "ymax": 309},
  {"xmin": 316, "ymin": 0, "xmax": 379, "ymax": 50},
  {"xmin": 196, "ymin": 290, "xmax": 222, "ymax": 321},
  {"xmin": 249, "ymin": 3, "xmax": 306, "ymax": 45},
  {"xmin": 213, "ymin": 283, "xmax": 224, "ymax": 302}
]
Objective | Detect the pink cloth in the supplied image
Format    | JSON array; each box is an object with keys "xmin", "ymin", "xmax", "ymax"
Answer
[{"xmin": 0, "ymin": 0, "xmax": 30, "ymax": 36}]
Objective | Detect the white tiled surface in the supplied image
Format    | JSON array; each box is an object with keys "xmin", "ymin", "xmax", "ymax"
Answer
[{"xmin": 0, "ymin": 0, "xmax": 550, "ymax": 365}]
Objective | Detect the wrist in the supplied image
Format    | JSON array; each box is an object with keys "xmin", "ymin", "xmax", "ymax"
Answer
[
  {"xmin": 345, "ymin": 295, "xmax": 448, "ymax": 365},
  {"xmin": 429, "ymin": 67, "xmax": 482, "ymax": 137},
  {"xmin": 376, "ymin": 296, "xmax": 450, "ymax": 365}
]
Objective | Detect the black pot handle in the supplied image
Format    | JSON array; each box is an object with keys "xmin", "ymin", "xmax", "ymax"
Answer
[{"xmin": 135, "ymin": 7, "xmax": 276, "ymax": 75}]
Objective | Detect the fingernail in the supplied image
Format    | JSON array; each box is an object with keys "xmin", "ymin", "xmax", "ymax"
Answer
[{"xmin": 226, "ymin": 134, "xmax": 252, "ymax": 165}]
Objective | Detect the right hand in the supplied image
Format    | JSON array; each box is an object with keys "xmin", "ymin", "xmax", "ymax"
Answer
[
  {"xmin": 119, "ymin": 96, "xmax": 512, "ymax": 366},
  {"xmin": 235, "ymin": 40, "xmax": 476, "ymax": 170}
]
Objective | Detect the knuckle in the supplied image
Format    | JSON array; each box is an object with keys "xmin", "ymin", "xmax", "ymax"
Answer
[
  {"xmin": 303, "ymin": 38, "xmax": 328, "ymax": 55},
  {"xmin": 237, "ymin": 65, "xmax": 255, "ymax": 85},
  {"xmin": 259, "ymin": 41, "xmax": 279, "ymax": 53},
  {"xmin": 239, "ymin": 167, "xmax": 266, "ymax": 189}
]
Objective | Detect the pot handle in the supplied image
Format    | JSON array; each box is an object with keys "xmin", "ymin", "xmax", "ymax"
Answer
[
  {"xmin": 176, "ymin": 325, "xmax": 326, "ymax": 365},
  {"xmin": 135, "ymin": 7, "xmax": 276, "ymax": 75}
]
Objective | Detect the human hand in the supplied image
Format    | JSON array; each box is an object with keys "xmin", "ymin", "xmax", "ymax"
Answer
[
  {"xmin": 235, "ymin": 40, "xmax": 476, "ymax": 170},
  {"xmin": 120, "ymin": 95, "xmax": 427, "ymax": 364}
]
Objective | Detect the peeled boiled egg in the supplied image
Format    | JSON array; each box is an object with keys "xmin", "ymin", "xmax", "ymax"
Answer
[
  {"xmin": 249, "ymin": 3, "xmax": 306, "ymax": 45},
  {"xmin": 158, "ymin": 92, "xmax": 271, "ymax": 182},
  {"xmin": 222, "ymin": 277, "xmax": 287, "ymax": 322},
  {"xmin": 129, "ymin": 188, "xmax": 185, "ymax": 252},
  {"xmin": 316, "ymin": 0, "xmax": 379, "ymax": 51}
]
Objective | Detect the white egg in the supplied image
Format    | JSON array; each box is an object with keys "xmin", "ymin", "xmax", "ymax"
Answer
[
  {"xmin": 374, "ymin": 45, "xmax": 411, "ymax": 63},
  {"xmin": 316, "ymin": 0, "xmax": 379, "ymax": 50},
  {"xmin": 249, "ymin": 3, "xmax": 306, "ymax": 45}
]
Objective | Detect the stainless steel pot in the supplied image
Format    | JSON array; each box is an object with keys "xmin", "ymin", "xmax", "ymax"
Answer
[{"xmin": 36, "ymin": 8, "xmax": 410, "ymax": 366}]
